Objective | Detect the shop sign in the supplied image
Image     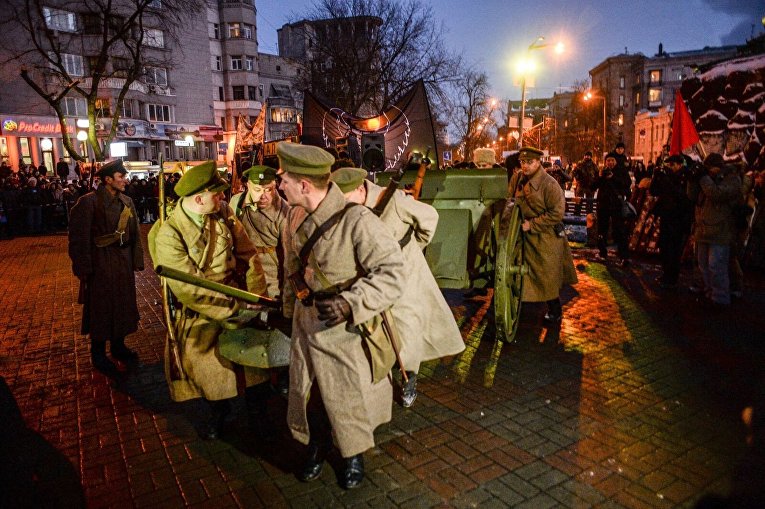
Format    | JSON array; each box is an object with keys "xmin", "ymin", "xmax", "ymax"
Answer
[{"xmin": 1, "ymin": 116, "xmax": 75, "ymax": 135}]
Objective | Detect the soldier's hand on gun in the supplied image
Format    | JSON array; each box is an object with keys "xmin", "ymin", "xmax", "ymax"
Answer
[{"xmin": 315, "ymin": 295, "xmax": 352, "ymax": 327}]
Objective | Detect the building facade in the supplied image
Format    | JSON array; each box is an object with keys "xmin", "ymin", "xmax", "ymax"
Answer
[{"xmin": 589, "ymin": 44, "xmax": 738, "ymax": 159}]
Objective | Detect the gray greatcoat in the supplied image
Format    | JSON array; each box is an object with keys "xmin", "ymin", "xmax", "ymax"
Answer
[
  {"xmin": 283, "ymin": 183, "xmax": 405, "ymax": 458},
  {"xmin": 152, "ymin": 200, "xmax": 269, "ymax": 402},
  {"xmin": 230, "ymin": 191, "xmax": 290, "ymax": 298},
  {"xmin": 68, "ymin": 185, "xmax": 144, "ymax": 341},
  {"xmin": 509, "ymin": 166, "xmax": 578, "ymax": 302},
  {"xmin": 363, "ymin": 182, "xmax": 465, "ymax": 372}
]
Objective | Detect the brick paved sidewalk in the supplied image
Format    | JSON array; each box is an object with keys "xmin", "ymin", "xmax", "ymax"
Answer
[{"xmin": 0, "ymin": 230, "xmax": 763, "ymax": 508}]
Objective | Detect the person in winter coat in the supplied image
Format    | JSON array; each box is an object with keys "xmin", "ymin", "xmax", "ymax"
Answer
[
  {"xmin": 330, "ymin": 167, "xmax": 465, "ymax": 408},
  {"xmin": 508, "ymin": 146, "xmax": 578, "ymax": 324},
  {"xmin": 592, "ymin": 153, "xmax": 633, "ymax": 265},
  {"xmin": 278, "ymin": 143, "xmax": 405, "ymax": 489},
  {"xmin": 687, "ymin": 153, "xmax": 741, "ymax": 305},
  {"xmin": 67, "ymin": 160, "xmax": 144, "ymax": 378}
]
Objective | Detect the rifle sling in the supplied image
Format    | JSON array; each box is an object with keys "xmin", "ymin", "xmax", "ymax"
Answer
[{"xmin": 299, "ymin": 203, "xmax": 357, "ymax": 268}]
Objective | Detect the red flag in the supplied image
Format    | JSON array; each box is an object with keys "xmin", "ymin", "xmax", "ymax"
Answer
[{"xmin": 669, "ymin": 90, "xmax": 700, "ymax": 155}]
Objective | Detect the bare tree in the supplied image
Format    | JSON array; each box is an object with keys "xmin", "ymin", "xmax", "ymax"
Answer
[
  {"xmin": 0, "ymin": 0, "xmax": 203, "ymax": 162},
  {"xmin": 446, "ymin": 67, "xmax": 499, "ymax": 163},
  {"xmin": 296, "ymin": 0, "xmax": 459, "ymax": 116}
]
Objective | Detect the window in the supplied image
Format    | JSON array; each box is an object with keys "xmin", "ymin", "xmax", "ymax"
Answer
[
  {"xmin": 230, "ymin": 56, "xmax": 242, "ymax": 70},
  {"xmin": 649, "ymin": 70, "xmax": 662, "ymax": 83},
  {"xmin": 270, "ymin": 107, "xmax": 297, "ymax": 123},
  {"xmin": 143, "ymin": 29, "xmax": 164, "ymax": 48},
  {"xmin": 618, "ymin": 113, "xmax": 624, "ymax": 126},
  {"xmin": 112, "ymin": 57, "xmax": 130, "ymax": 77},
  {"xmin": 248, "ymin": 86, "xmax": 257, "ymax": 101},
  {"xmin": 228, "ymin": 23, "xmax": 241, "ymax": 38},
  {"xmin": 19, "ymin": 138, "xmax": 32, "ymax": 165},
  {"xmin": 81, "ymin": 14, "xmax": 100, "ymax": 34},
  {"xmin": 147, "ymin": 0, "xmax": 162, "ymax": 8},
  {"xmin": 636, "ymin": 92, "xmax": 640, "ymax": 107},
  {"xmin": 258, "ymin": 83, "xmax": 264, "ymax": 98},
  {"xmin": 213, "ymin": 55, "xmax": 221, "ymax": 71},
  {"xmin": 619, "ymin": 76, "xmax": 625, "ymax": 89},
  {"xmin": 121, "ymin": 100, "xmax": 134, "ymax": 118},
  {"xmin": 242, "ymin": 24, "xmax": 253, "ymax": 39},
  {"xmin": 619, "ymin": 95, "xmax": 624, "ymax": 107},
  {"xmin": 648, "ymin": 88, "xmax": 662, "ymax": 104},
  {"xmin": 62, "ymin": 96, "xmax": 86, "ymax": 116},
  {"xmin": 245, "ymin": 56, "xmax": 254, "ymax": 71},
  {"xmin": 144, "ymin": 67, "xmax": 167, "ymax": 86},
  {"xmin": 43, "ymin": 7, "xmax": 77, "ymax": 32},
  {"xmin": 232, "ymin": 86, "xmax": 245, "ymax": 100},
  {"xmin": 213, "ymin": 23, "xmax": 220, "ymax": 39},
  {"xmin": 147, "ymin": 104, "xmax": 172, "ymax": 122},
  {"xmin": 276, "ymin": 65, "xmax": 281, "ymax": 72},
  {"xmin": 95, "ymin": 98, "xmax": 111, "ymax": 117},
  {"xmin": 53, "ymin": 53, "xmax": 84, "ymax": 76},
  {"xmin": 218, "ymin": 86, "xmax": 224, "ymax": 101},
  {"xmin": 220, "ymin": 116, "xmax": 226, "ymax": 130}
]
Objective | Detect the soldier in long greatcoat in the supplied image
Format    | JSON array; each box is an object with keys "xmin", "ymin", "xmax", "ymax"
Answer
[
  {"xmin": 230, "ymin": 165, "xmax": 289, "ymax": 298},
  {"xmin": 331, "ymin": 167, "xmax": 465, "ymax": 407},
  {"xmin": 277, "ymin": 143, "xmax": 405, "ymax": 490},
  {"xmin": 508, "ymin": 147, "xmax": 578, "ymax": 324},
  {"xmin": 151, "ymin": 161, "xmax": 271, "ymax": 440},
  {"xmin": 68, "ymin": 160, "xmax": 144, "ymax": 378}
]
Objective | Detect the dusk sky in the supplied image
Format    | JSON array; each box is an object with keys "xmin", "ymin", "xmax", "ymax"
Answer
[{"xmin": 257, "ymin": 0, "xmax": 763, "ymax": 101}]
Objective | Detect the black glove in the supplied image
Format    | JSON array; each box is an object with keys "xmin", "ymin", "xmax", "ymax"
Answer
[
  {"xmin": 315, "ymin": 295, "xmax": 352, "ymax": 327},
  {"xmin": 267, "ymin": 313, "xmax": 293, "ymax": 337}
]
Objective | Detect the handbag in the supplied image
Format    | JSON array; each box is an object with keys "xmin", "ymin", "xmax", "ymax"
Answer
[{"xmin": 620, "ymin": 197, "xmax": 637, "ymax": 220}]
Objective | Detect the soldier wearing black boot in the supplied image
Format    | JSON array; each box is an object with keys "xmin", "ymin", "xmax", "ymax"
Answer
[{"xmin": 68, "ymin": 160, "xmax": 144, "ymax": 378}]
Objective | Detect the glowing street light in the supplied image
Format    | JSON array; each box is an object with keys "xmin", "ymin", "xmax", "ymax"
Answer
[
  {"xmin": 516, "ymin": 36, "xmax": 564, "ymax": 148},
  {"xmin": 584, "ymin": 90, "xmax": 607, "ymax": 158}
]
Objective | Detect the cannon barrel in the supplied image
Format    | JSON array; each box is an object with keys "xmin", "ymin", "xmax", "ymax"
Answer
[{"xmin": 155, "ymin": 265, "xmax": 281, "ymax": 309}]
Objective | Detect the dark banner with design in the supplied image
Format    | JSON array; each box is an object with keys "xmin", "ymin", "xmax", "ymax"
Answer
[{"xmin": 302, "ymin": 80, "xmax": 440, "ymax": 170}]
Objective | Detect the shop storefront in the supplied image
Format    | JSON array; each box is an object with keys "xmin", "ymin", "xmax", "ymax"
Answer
[{"xmin": 0, "ymin": 114, "xmax": 86, "ymax": 172}]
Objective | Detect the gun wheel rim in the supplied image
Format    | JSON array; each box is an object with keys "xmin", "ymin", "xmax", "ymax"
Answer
[{"xmin": 494, "ymin": 203, "xmax": 525, "ymax": 342}]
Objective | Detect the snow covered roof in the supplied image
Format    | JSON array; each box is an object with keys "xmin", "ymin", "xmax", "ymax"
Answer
[{"xmin": 698, "ymin": 54, "xmax": 765, "ymax": 81}]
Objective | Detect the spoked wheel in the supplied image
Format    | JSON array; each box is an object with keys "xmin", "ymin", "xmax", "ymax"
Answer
[{"xmin": 494, "ymin": 202, "xmax": 527, "ymax": 343}]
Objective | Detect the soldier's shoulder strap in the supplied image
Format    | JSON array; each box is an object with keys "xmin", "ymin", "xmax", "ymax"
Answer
[{"xmin": 299, "ymin": 202, "xmax": 358, "ymax": 267}]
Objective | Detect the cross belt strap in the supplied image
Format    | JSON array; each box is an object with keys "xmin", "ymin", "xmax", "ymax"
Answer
[
  {"xmin": 299, "ymin": 203, "xmax": 357, "ymax": 267},
  {"xmin": 94, "ymin": 205, "xmax": 133, "ymax": 248}
]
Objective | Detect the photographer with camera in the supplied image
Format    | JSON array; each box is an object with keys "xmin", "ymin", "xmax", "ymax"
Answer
[
  {"xmin": 649, "ymin": 155, "xmax": 694, "ymax": 289},
  {"xmin": 687, "ymin": 153, "xmax": 741, "ymax": 306},
  {"xmin": 592, "ymin": 153, "xmax": 633, "ymax": 265}
]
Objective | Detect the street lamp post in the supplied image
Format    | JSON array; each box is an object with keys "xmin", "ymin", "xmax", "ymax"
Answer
[
  {"xmin": 517, "ymin": 36, "xmax": 564, "ymax": 148},
  {"xmin": 584, "ymin": 90, "xmax": 606, "ymax": 159}
]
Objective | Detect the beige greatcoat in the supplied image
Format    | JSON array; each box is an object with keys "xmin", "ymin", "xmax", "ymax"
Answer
[
  {"xmin": 151, "ymin": 200, "xmax": 269, "ymax": 402},
  {"xmin": 283, "ymin": 183, "xmax": 405, "ymax": 458},
  {"xmin": 230, "ymin": 191, "xmax": 290, "ymax": 297},
  {"xmin": 363, "ymin": 182, "xmax": 465, "ymax": 372},
  {"xmin": 509, "ymin": 166, "xmax": 578, "ymax": 302}
]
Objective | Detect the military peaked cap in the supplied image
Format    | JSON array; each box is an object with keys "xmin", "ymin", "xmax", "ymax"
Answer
[
  {"xmin": 276, "ymin": 142, "xmax": 334, "ymax": 176},
  {"xmin": 175, "ymin": 161, "xmax": 229, "ymax": 197},
  {"xmin": 330, "ymin": 167, "xmax": 368, "ymax": 193}
]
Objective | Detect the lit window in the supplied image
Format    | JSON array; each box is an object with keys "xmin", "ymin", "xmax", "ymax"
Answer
[
  {"xmin": 95, "ymin": 98, "xmax": 111, "ymax": 117},
  {"xmin": 619, "ymin": 76, "xmax": 625, "ymax": 89},
  {"xmin": 228, "ymin": 23, "xmax": 241, "ymax": 38},
  {"xmin": 649, "ymin": 88, "xmax": 662, "ymax": 104},
  {"xmin": 230, "ymin": 56, "xmax": 242, "ymax": 70},
  {"xmin": 43, "ymin": 7, "xmax": 77, "ymax": 32},
  {"xmin": 618, "ymin": 113, "xmax": 624, "ymax": 126},
  {"xmin": 649, "ymin": 70, "xmax": 662, "ymax": 83},
  {"xmin": 619, "ymin": 95, "xmax": 624, "ymax": 107},
  {"xmin": 143, "ymin": 29, "xmax": 164, "ymax": 48}
]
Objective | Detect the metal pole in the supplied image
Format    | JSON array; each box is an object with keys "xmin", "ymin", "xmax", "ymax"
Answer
[
  {"xmin": 518, "ymin": 75, "xmax": 527, "ymax": 148},
  {"xmin": 602, "ymin": 97, "xmax": 607, "ymax": 157}
]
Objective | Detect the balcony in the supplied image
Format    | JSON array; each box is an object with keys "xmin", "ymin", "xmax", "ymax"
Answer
[
  {"xmin": 77, "ymin": 77, "xmax": 175, "ymax": 96},
  {"xmin": 214, "ymin": 100, "xmax": 262, "ymax": 111}
]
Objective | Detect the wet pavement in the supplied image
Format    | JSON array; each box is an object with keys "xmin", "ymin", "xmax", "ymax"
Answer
[{"xmin": 0, "ymin": 228, "xmax": 763, "ymax": 508}]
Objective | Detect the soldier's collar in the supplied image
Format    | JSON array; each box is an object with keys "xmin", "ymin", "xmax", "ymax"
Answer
[{"xmin": 307, "ymin": 183, "xmax": 347, "ymax": 226}]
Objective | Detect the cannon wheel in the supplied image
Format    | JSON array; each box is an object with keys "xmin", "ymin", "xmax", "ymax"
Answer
[{"xmin": 494, "ymin": 202, "xmax": 525, "ymax": 342}]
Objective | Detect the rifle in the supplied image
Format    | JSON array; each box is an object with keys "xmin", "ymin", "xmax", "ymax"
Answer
[
  {"xmin": 410, "ymin": 147, "xmax": 431, "ymax": 201},
  {"xmin": 371, "ymin": 156, "xmax": 410, "ymax": 216},
  {"xmin": 158, "ymin": 158, "xmax": 185, "ymax": 381}
]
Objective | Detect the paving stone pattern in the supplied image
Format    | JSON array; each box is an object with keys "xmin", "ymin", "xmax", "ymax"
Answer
[{"xmin": 0, "ymin": 228, "xmax": 763, "ymax": 508}]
